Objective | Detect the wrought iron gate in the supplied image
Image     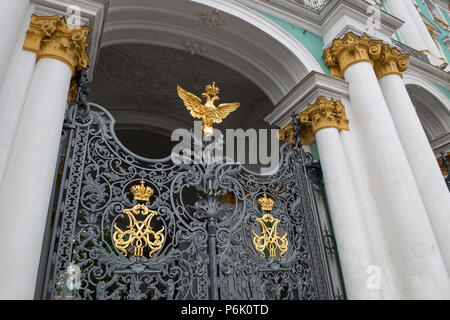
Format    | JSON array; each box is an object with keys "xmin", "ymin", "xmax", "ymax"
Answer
[{"xmin": 38, "ymin": 72, "xmax": 345, "ymax": 300}]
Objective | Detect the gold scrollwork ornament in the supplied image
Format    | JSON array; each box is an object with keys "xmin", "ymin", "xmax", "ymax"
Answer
[
  {"xmin": 252, "ymin": 194, "xmax": 288, "ymax": 258},
  {"xmin": 113, "ymin": 181, "xmax": 165, "ymax": 258}
]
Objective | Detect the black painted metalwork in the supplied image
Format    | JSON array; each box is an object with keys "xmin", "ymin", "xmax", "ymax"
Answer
[
  {"xmin": 441, "ymin": 152, "xmax": 450, "ymax": 191},
  {"xmin": 391, "ymin": 38, "xmax": 431, "ymax": 64},
  {"xmin": 39, "ymin": 70, "xmax": 345, "ymax": 300}
]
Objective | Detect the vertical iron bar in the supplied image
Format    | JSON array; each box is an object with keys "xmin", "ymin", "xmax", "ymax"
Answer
[
  {"xmin": 207, "ymin": 218, "xmax": 218, "ymax": 300},
  {"xmin": 34, "ymin": 139, "xmax": 65, "ymax": 299},
  {"xmin": 40, "ymin": 70, "xmax": 85, "ymax": 299},
  {"xmin": 293, "ymin": 114, "xmax": 346, "ymax": 299}
]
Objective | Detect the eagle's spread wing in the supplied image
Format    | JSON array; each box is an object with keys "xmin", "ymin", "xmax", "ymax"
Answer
[
  {"xmin": 177, "ymin": 85, "xmax": 204, "ymax": 119},
  {"xmin": 208, "ymin": 102, "xmax": 240, "ymax": 124}
]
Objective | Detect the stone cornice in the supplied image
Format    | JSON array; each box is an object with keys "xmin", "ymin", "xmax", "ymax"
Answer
[
  {"xmin": 279, "ymin": 96, "xmax": 349, "ymax": 145},
  {"xmin": 406, "ymin": 55, "xmax": 450, "ymax": 90},
  {"xmin": 237, "ymin": 0, "xmax": 404, "ymax": 42},
  {"xmin": 264, "ymin": 71, "xmax": 349, "ymax": 128},
  {"xmin": 430, "ymin": 133, "xmax": 450, "ymax": 156},
  {"xmin": 23, "ymin": 14, "xmax": 91, "ymax": 75},
  {"xmin": 241, "ymin": 0, "xmax": 449, "ymax": 85},
  {"xmin": 320, "ymin": 0, "xmax": 404, "ymax": 47}
]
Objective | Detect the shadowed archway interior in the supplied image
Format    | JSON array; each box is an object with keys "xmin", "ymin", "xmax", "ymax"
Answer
[
  {"xmin": 407, "ymin": 85, "xmax": 450, "ymax": 155},
  {"xmin": 89, "ymin": 44, "xmax": 275, "ymax": 159}
]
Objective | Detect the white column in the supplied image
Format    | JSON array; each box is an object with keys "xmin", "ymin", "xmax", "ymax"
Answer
[
  {"xmin": 0, "ymin": 58, "xmax": 72, "ymax": 299},
  {"xmin": 315, "ymin": 127, "xmax": 380, "ymax": 300},
  {"xmin": 402, "ymin": 0, "xmax": 441, "ymax": 56},
  {"xmin": 384, "ymin": 0, "xmax": 428, "ymax": 52},
  {"xmin": 379, "ymin": 73, "xmax": 450, "ymax": 274},
  {"xmin": 345, "ymin": 60, "xmax": 450, "ymax": 299},
  {"xmin": 0, "ymin": 0, "xmax": 30, "ymax": 92},
  {"xmin": 0, "ymin": 22, "xmax": 36, "ymax": 183},
  {"xmin": 339, "ymin": 98, "xmax": 402, "ymax": 299},
  {"xmin": 384, "ymin": 0, "xmax": 441, "ymax": 56}
]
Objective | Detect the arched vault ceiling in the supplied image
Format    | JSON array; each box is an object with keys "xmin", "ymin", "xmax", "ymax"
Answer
[
  {"xmin": 89, "ymin": 44, "xmax": 274, "ymax": 134},
  {"xmin": 99, "ymin": 0, "xmax": 321, "ymax": 103},
  {"xmin": 407, "ymin": 85, "xmax": 450, "ymax": 140}
]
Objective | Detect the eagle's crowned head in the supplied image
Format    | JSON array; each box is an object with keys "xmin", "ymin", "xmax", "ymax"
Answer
[{"xmin": 205, "ymin": 82, "xmax": 220, "ymax": 97}]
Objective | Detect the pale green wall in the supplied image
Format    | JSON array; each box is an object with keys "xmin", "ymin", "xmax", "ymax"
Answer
[
  {"xmin": 415, "ymin": 0, "xmax": 450, "ymax": 62},
  {"xmin": 253, "ymin": 11, "xmax": 328, "ymax": 160},
  {"xmin": 310, "ymin": 142, "xmax": 320, "ymax": 160},
  {"xmin": 257, "ymin": 11, "xmax": 330, "ymax": 75},
  {"xmin": 434, "ymin": 83, "xmax": 450, "ymax": 100}
]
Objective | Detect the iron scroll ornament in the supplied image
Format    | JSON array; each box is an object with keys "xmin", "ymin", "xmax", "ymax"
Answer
[{"xmin": 40, "ymin": 70, "xmax": 345, "ymax": 300}]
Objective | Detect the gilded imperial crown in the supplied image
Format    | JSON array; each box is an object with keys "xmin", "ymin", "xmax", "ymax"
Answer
[
  {"xmin": 258, "ymin": 194, "xmax": 274, "ymax": 211},
  {"xmin": 131, "ymin": 180, "xmax": 154, "ymax": 201},
  {"xmin": 205, "ymin": 81, "xmax": 220, "ymax": 96}
]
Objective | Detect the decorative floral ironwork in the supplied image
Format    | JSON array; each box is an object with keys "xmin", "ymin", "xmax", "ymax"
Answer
[{"xmin": 40, "ymin": 71, "xmax": 345, "ymax": 300}]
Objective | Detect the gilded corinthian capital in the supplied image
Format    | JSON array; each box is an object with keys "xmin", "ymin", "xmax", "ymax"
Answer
[
  {"xmin": 373, "ymin": 44, "xmax": 409, "ymax": 79},
  {"xmin": 23, "ymin": 14, "xmax": 92, "ymax": 75},
  {"xmin": 23, "ymin": 15, "xmax": 60, "ymax": 53},
  {"xmin": 279, "ymin": 96, "xmax": 349, "ymax": 145},
  {"xmin": 323, "ymin": 32, "xmax": 382, "ymax": 79}
]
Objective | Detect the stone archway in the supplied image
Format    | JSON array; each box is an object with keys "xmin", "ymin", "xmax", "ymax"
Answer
[
  {"xmin": 98, "ymin": 0, "xmax": 322, "ymax": 104},
  {"xmin": 88, "ymin": 0, "xmax": 325, "ymax": 159},
  {"xmin": 88, "ymin": 43, "xmax": 274, "ymax": 158},
  {"xmin": 404, "ymin": 75, "xmax": 450, "ymax": 155}
]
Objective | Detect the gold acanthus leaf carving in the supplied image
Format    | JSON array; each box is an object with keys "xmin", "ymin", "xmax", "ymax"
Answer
[
  {"xmin": 323, "ymin": 32, "xmax": 383, "ymax": 79},
  {"xmin": 23, "ymin": 14, "xmax": 92, "ymax": 75},
  {"xmin": 67, "ymin": 78, "xmax": 78, "ymax": 105},
  {"xmin": 23, "ymin": 15, "xmax": 59, "ymax": 53},
  {"xmin": 373, "ymin": 44, "xmax": 410, "ymax": 79},
  {"xmin": 279, "ymin": 96, "xmax": 349, "ymax": 145}
]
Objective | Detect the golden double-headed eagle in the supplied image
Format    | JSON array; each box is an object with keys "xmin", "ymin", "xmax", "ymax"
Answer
[{"xmin": 177, "ymin": 82, "xmax": 240, "ymax": 136}]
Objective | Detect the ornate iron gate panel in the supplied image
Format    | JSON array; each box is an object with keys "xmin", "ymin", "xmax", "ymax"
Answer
[{"xmin": 40, "ymin": 74, "xmax": 345, "ymax": 300}]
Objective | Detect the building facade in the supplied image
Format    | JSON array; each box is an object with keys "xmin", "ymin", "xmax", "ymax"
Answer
[{"xmin": 0, "ymin": 0, "xmax": 449, "ymax": 300}]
